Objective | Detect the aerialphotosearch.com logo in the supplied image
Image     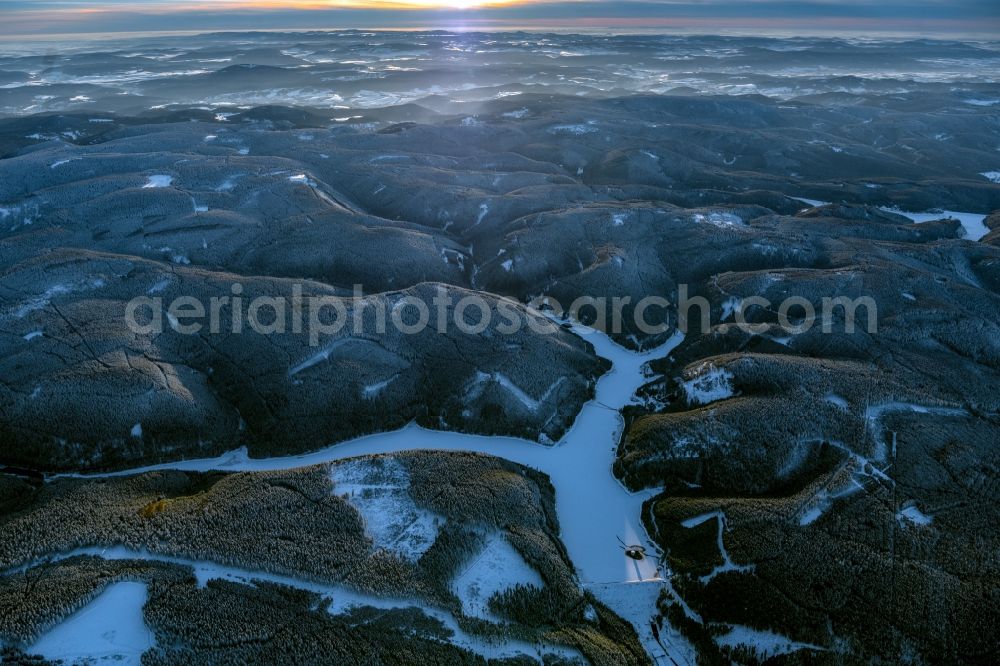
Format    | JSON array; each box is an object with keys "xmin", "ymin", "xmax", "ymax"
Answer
[{"xmin": 124, "ymin": 282, "xmax": 878, "ymax": 344}]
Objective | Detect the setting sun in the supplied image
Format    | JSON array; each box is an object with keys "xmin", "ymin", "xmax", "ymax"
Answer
[{"xmin": 211, "ymin": 0, "xmax": 519, "ymax": 9}]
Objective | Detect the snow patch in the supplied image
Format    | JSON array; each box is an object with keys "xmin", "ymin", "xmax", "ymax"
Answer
[
  {"xmin": 363, "ymin": 375, "xmax": 398, "ymax": 397},
  {"xmin": 29, "ymin": 582, "xmax": 154, "ymax": 666},
  {"xmin": 146, "ymin": 278, "xmax": 171, "ymax": 295},
  {"xmin": 799, "ymin": 506, "xmax": 825, "ymax": 526},
  {"xmin": 142, "ymin": 175, "xmax": 172, "ymax": 188},
  {"xmin": 466, "ymin": 372, "xmax": 563, "ymax": 413},
  {"xmin": 549, "ymin": 123, "xmax": 597, "ymax": 135},
  {"xmin": 288, "ymin": 337, "xmax": 378, "ymax": 377},
  {"xmin": 453, "ymin": 533, "xmax": 542, "ymax": 620},
  {"xmin": 475, "ymin": 202, "xmax": 489, "ymax": 225},
  {"xmin": 587, "ymin": 581, "xmax": 697, "ymax": 666},
  {"xmin": 10, "ymin": 278, "xmax": 105, "ymax": 319},
  {"xmin": 897, "ymin": 504, "xmax": 933, "ymax": 526},
  {"xmin": 715, "ymin": 625, "xmax": 823, "ymax": 659},
  {"xmin": 216, "ymin": 175, "xmax": 239, "ymax": 191},
  {"xmin": 288, "ymin": 173, "xmax": 317, "ymax": 186},
  {"xmin": 331, "ymin": 457, "xmax": 440, "ymax": 562},
  {"xmin": 681, "ymin": 510, "xmax": 722, "ymax": 529},
  {"xmin": 798, "ymin": 478, "xmax": 862, "ymax": 526},
  {"xmin": 824, "ymin": 393, "xmax": 849, "ymax": 410},
  {"xmin": 693, "ymin": 212, "xmax": 744, "ymax": 228},
  {"xmin": 50, "ymin": 158, "xmax": 78, "ymax": 169},
  {"xmin": 865, "ymin": 401, "xmax": 968, "ymax": 423},
  {"xmin": 502, "ymin": 107, "xmax": 529, "ymax": 119},
  {"xmin": 681, "ymin": 366, "xmax": 736, "ymax": 406},
  {"xmin": 720, "ymin": 297, "xmax": 740, "ymax": 321}
]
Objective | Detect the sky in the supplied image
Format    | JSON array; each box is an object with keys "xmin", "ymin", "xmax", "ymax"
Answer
[{"xmin": 2, "ymin": 0, "xmax": 998, "ymax": 37}]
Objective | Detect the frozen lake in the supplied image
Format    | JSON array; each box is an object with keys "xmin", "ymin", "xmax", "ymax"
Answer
[{"xmin": 50, "ymin": 320, "xmax": 690, "ymax": 662}]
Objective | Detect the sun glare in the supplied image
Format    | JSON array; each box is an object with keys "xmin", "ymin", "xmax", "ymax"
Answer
[
  {"xmin": 232, "ymin": 0, "xmax": 512, "ymax": 10},
  {"xmin": 383, "ymin": 0, "xmax": 508, "ymax": 8}
]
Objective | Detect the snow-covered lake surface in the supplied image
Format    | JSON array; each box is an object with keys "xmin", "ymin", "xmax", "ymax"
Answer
[
  {"xmin": 883, "ymin": 208, "xmax": 991, "ymax": 241},
  {"xmin": 792, "ymin": 197, "xmax": 991, "ymax": 242},
  {"xmin": 54, "ymin": 321, "xmax": 689, "ymax": 662},
  {"xmin": 29, "ymin": 581, "xmax": 154, "ymax": 666}
]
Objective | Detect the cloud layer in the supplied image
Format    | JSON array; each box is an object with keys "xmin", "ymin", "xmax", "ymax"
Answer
[{"xmin": 3, "ymin": 0, "xmax": 998, "ymax": 36}]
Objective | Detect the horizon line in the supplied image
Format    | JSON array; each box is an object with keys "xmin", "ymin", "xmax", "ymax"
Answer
[{"xmin": 4, "ymin": 22, "xmax": 1000, "ymax": 42}]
